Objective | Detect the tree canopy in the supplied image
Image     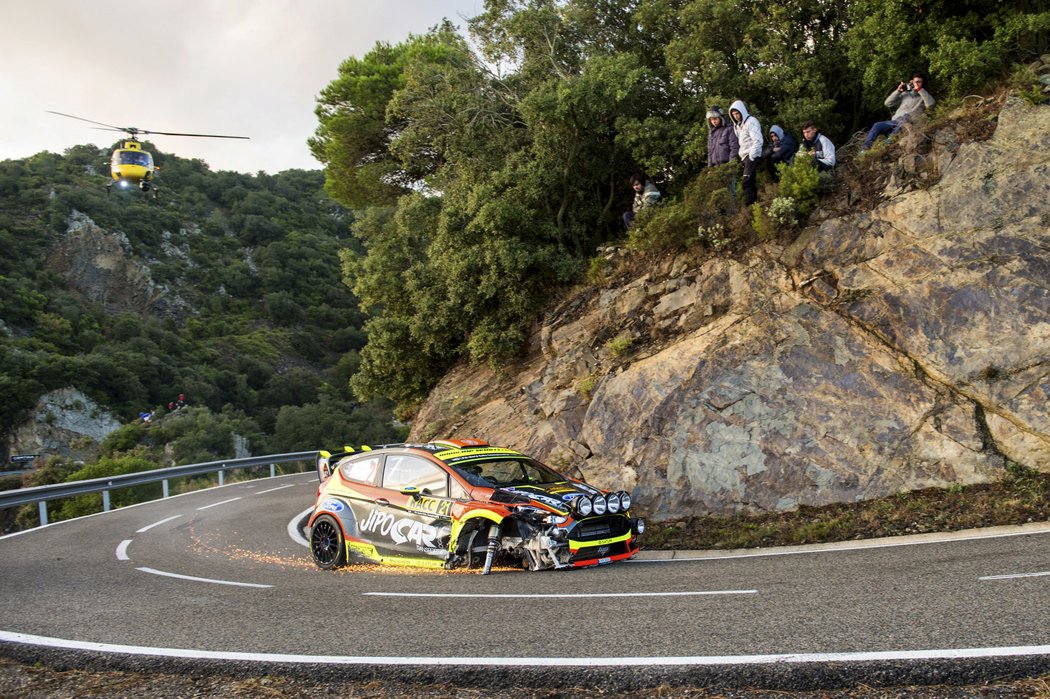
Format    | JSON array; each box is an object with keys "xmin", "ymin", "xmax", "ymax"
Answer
[{"xmin": 311, "ymin": 0, "xmax": 1047, "ymax": 412}]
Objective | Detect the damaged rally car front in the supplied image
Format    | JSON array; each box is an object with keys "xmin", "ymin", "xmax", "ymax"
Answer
[{"xmin": 308, "ymin": 439, "xmax": 644, "ymax": 574}]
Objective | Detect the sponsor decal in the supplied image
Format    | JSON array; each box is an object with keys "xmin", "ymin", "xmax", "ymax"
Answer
[
  {"xmin": 435, "ymin": 447, "xmax": 521, "ymax": 463},
  {"xmin": 504, "ymin": 487, "xmax": 567, "ymax": 511},
  {"xmin": 360, "ymin": 509, "xmax": 451, "ymax": 550},
  {"xmin": 320, "ymin": 499, "xmax": 345, "ymax": 513},
  {"xmin": 406, "ymin": 496, "xmax": 453, "ymax": 518}
]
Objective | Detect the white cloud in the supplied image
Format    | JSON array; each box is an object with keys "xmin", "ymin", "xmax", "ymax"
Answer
[{"xmin": 0, "ymin": 0, "xmax": 481, "ymax": 174}]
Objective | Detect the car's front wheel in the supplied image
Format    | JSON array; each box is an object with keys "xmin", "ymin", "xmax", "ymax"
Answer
[{"xmin": 310, "ymin": 515, "xmax": 347, "ymax": 569}]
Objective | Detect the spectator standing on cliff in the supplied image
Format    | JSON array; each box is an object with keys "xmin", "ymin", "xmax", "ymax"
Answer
[
  {"xmin": 706, "ymin": 106, "xmax": 739, "ymax": 167},
  {"xmin": 861, "ymin": 73, "xmax": 935, "ymax": 150},
  {"xmin": 729, "ymin": 100, "xmax": 763, "ymax": 205},
  {"xmin": 622, "ymin": 173, "xmax": 661, "ymax": 229},
  {"xmin": 800, "ymin": 121, "xmax": 837, "ymax": 171},
  {"xmin": 766, "ymin": 124, "xmax": 799, "ymax": 180}
]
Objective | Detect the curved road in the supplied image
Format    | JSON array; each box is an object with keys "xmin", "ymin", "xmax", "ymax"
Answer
[{"xmin": 1, "ymin": 473, "xmax": 1049, "ymax": 690}]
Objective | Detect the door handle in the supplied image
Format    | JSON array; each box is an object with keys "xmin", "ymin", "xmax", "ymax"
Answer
[{"xmin": 374, "ymin": 498, "xmax": 390, "ymax": 506}]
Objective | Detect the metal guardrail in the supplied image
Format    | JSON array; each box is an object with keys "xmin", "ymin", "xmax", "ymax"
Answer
[{"xmin": 0, "ymin": 451, "xmax": 317, "ymax": 527}]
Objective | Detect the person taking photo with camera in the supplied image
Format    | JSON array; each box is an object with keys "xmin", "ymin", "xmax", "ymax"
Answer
[{"xmin": 861, "ymin": 72, "xmax": 935, "ymax": 150}]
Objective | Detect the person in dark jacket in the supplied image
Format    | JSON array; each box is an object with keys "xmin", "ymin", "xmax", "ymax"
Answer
[
  {"xmin": 706, "ymin": 106, "xmax": 739, "ymax": 167},
  {"xmin": 765, "ymin": 124, "xmax": 799, "ymax": 180}
]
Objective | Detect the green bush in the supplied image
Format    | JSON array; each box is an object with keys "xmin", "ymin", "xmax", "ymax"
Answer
[
  {"xmin": 628, "ymin": 163, "xmax": 739, "ymax": 253},
  {"xmin": 777, "ymin": 157, "xmax": 820, "ymax": 216}
]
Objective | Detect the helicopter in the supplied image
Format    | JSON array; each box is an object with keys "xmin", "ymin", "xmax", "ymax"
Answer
[{"xmin": 47, "ymin": 111, "xmax": 248, "ymax": 198}]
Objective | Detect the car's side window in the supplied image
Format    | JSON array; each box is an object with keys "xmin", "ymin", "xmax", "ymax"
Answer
[
  {"xmin": 339, "ymin": 455, "xmax": 381, "ymax": 485},
  {"xmin": 382, "ymin": 455, "xmax": 448, "ymax": 497},
  {"xmin": 448, "ymin": 477, "xmax": 470, "ymax": 500}
]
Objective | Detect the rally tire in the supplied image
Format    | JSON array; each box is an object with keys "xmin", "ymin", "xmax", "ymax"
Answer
[{"xmin": 310, "ymin": 514, "xmax": 347, "ymax": 569}]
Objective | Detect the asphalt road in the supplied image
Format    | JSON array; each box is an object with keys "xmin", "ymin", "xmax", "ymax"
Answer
[{"xmin": 1, "ymin": 474, "xmax": 1048, "ymax": 690}]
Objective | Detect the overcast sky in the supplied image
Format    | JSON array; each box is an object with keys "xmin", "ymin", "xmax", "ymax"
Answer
[{"xmin": 0, "ymin": 1, "xmax": 482, "ymax": 175}]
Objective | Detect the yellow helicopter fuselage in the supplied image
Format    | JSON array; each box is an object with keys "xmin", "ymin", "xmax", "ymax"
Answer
[{"xmin": 110, "ymin": 140, "xmax": 154, "ymax": 187}]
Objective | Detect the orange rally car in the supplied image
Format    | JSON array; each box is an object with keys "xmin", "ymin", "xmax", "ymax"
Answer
[{"xmin": 308, "ymin": 439, "xmax": 644, "ymax": 574}]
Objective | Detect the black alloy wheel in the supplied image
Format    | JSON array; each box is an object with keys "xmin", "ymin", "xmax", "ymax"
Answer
[{"xmin": 310, "ymin": 514, "xmax": 347, "ymax": 569}]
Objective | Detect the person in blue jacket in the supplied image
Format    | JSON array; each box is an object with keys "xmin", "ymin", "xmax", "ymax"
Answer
[{"xmin": 765, "ymin": 124, "xmax": 799, "ymax": 181}]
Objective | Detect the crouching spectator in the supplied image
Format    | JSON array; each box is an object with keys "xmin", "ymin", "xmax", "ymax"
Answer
[
  {"xmin": 766, "ymin": 124, "xmax": 799, "ymax": 181},
  {"xmin": 623, "ymin": 173, "xmax": 661, "ymax": 229},
  {"xmin": 800, "ymin": 121, "xmax": 836, "ymax": 172}
]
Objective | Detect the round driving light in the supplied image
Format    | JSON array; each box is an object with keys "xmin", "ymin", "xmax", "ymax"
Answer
[
  {"xmin": 592, "ymin": 495, "xmax": 607, "ymax": 515},
  {"xmin": 575, "ymin": 496, "xmax": 593, "ymax": 517},
  {"xmin": 607, "ymin": 493, "xmax": 621, "ymax": 513},
  {"xmin": 636, "ymin": 519, "xmax": 646, "ymax": 534},
  {"xmin": 620, "ymin": 492, "xmax": 632, "ymax": 510}
]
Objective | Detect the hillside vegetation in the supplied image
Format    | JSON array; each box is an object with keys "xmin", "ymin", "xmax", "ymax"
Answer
[
  {"xmin": 310, "ymin": 0, "xmax": 1048, "ymax": 414},
  {"xmin": 1, "ymin": 1, "xmax": 1046, "ymax": 530},
  {"xmin": 0, "ymin": 146, "xmax": 406, "ymax": 484}
]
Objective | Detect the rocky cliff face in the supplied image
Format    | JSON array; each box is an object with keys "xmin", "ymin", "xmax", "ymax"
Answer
[
  {"xmin": 409, "ymin": 97, "xmax": 1050, "ymax": 521},
  {"xmin": 47, "ymin": 211, "xmax": 193, "ymax": 319},
  {"xmin": 10, "ymin": 388, "xmax": 122, "ymax": 463}
]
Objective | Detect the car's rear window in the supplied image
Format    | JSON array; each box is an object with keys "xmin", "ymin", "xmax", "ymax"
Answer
[{"xmin": 339, "ymin": 455, "xmax": 381, "ymax": 485}]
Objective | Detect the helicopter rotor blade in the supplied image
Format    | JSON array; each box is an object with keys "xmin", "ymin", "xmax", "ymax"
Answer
[
  {"xmin": 46, "ymin": 111, "xmax": 130, "ymax": 133},
  {"xmin": 137, "ymin": 130, "xmax": 250, "ymax": 140},
  {"xmin": 48, "ymin": 111, "xmax": 248, "ymax": 140}
]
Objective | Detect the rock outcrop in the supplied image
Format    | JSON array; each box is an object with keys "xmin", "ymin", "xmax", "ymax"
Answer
[
  {"xmin": 10, "ymin": 388, "xmax": 123, "ymax": 463},
  {"xmin": 47, "ymin": 211, "xmax": 192, "ymax": 319},
  {"xmin": 409, "ymin": 97, "xmax": 1050, "ymax": 521}
]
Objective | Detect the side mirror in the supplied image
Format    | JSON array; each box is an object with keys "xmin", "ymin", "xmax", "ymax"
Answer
[{"xmin": 400, "ymin": 485, "xmax": 422, "ymax": 498}]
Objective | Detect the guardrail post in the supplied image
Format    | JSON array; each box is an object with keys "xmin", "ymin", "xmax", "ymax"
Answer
[
  {"xmin": 218, "ymin": 467, "xmax": 225, "ymax": 487},
  {"xmin": 163, "ymin": 480, "xmax": 169, "ymax": 498},
  {"xmin": 39, "ymin": 501, "xmax": 48, "ymax": 526},
  {"xmin": 270, "ymin": 464, "xmax": 276, "ymax": 478},
  {"xmin": 102, "ymin": 490, "xmax": 111, "ymax": 512}
]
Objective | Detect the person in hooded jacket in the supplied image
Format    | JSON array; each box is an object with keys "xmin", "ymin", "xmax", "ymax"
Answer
[
  {"xmin": 706, "ymin": 106, "xmax": 739, "ymax": 167},
  {"xmin": 765, "ymin": 124, "xmax": 798, "ymax": 181},
  {"xmin": 729, "ymin": 100, "xmax": 763, "ymax": 205}
]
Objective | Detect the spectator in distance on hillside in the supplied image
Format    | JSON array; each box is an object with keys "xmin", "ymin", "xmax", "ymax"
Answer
[
  {"xmin": 729, "ymin": 100, "xmax": 763, "ymax": 205},
  {"xmin": 800, "ymin": 121, "xmax": 837, "ymax": 171},
  {"xmin": 706, "ymin": 106, "xmax": 739, "ymax": 167},
  {"xmin": 861, "ymin": 73, "xmax": 935, "ymax": 150},
  {"xmin": 765, "ymin": 124, "xmax": 799, "ymax": 181},
  {"xmin": 623, "ymin": 173, "xmax": 661, "ymax": 229}
]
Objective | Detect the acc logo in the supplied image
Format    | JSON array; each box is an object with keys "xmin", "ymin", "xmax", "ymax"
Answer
[{"xmin": 320, "ymin": 499, "xmax": 345, "ymax": 513}]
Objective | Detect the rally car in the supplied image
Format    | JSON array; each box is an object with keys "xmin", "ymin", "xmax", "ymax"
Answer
[{"xmin": 308, "ymin": 439, "xmax": 643, "ymax": 574}]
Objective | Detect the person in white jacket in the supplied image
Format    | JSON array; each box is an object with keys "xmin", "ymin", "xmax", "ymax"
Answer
[{"xmin": 729, "ymin": 100, "xmax": 763, "ymax": 205}]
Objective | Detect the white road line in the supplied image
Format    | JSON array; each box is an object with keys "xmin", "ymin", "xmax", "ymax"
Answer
[
  {"xmin": 363, "ymin": 590, "xmax": 756, "ymax": 599},
  {"xmin": 116, "ymin": 540, "xmax": 132, "ymax": 561},
  {"xmin": 1, "ymin": 630, "xmax": 1049, "ymax": 666},
  {"xmin": 137, "ymin": 515, "xmax": 181, "ymax": 533},
  {"xmin": 631, "ymin": 525, "xmax": 1050, "ymax": 564},
  {"xmin": 196, "ymin": 497, "xmax": 242, "ymax": 511},
  {"xmin": 136, "ymin": 567, "xmax": 272, "ymax": 589},
  {"xmin": 980, "ymin": 571, "xmax": 1050, "ymax": 581},
  {"xmin": 256, "ymin": 484, "xmax": 296, "ymax": 495},
  {"xmin": 288, "ymin": 507, "xmax": 312, "ymax": 548}
]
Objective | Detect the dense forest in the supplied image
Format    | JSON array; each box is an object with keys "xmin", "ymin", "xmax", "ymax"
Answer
[
  {"xmin": 0, "ymin": 144, "xmax": 407, "ymax": 481},
  {"xmin": 310, "ymin": 0, "xmax": 1047, "ymax": 411},
  {"xmin": 1, "ymin": 0, "xmax": 1046, "ymax": 500}
]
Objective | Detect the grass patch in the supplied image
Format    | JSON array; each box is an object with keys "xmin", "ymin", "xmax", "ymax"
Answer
[{"xmin": 645, "ymin": 466, "xmax": 1050, "ymax": 550}]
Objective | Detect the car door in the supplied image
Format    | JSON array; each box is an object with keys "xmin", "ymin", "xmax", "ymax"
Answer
[{"xmin": 360, "ymin": 454, "xmax": 455, "ymax": 560}]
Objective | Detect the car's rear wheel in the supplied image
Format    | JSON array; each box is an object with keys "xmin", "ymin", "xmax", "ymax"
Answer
[{"xmin": 310, "ymin": 514, "xmax": 347, "ymax": 569}]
